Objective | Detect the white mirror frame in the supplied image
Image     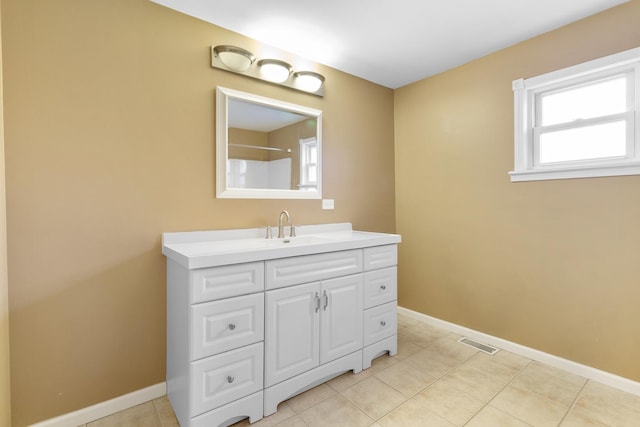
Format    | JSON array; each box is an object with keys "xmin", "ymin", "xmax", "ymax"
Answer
[{"xmin": 216, "ymin": 87, "xmax": 323, "ymax": 199}]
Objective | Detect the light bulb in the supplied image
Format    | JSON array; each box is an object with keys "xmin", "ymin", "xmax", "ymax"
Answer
[
  {"xmin": 294, "ymin": 71, "xmax": 325, "ymax": 93},
  {"xmin": 258, "ymin": 59, "xmax": 292, "ymax": 83}
]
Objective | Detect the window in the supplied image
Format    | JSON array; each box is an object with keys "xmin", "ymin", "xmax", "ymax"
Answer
[
  {"xmin": 299, "ymin": 137, "xmax": 318, "ymax": 190},
  {"xmin": 510, "ymin": 47, "xmax": 640, "ymax": 182}
]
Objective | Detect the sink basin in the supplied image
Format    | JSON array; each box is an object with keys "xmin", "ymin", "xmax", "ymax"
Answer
[
  {"xmin": 178, "ymin": 235, "xmax": 336, "ymax": 252},
  {"xmin": 265, "ymin": 235, "xmax": 336, "ymax": 246},
  {"xmin": 162, "ymin": 223, "xmax": 401, "ymax": 269}
]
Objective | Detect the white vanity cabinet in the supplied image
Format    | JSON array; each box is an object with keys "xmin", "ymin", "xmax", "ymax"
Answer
[
  {"xmin": 163, "ymin": 223, "xmax": 400, "ymax": 427},
  {"xmin": 264, "ymin": 274, "xmax": 363, "ymax": 387},
  {"xmin": 166, "ymin": 260, "xmax": 265, "ymax": 427},
  {"xmin": 362, "ymin": 245, "xmax": 398, "ymax": 369},
  {"xmin": 262, "ymin": 251, "xmax": 364, "ymax": 415}
]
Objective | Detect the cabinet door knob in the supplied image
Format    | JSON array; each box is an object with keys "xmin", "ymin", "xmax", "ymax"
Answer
[
  {"xmin": 380, "ymin": 320, "xmax": 386, "ymax": 327},
  {"xmin": 228, "ymin": 323, "xmax": 236, "ymax": 331},
  {"xmin": 380, "ymin": 284, "xmax": 387, "ymax": 290},
  {"xmin": 226, "ymin": 375, "xmax": 235, "ymax": 384}
]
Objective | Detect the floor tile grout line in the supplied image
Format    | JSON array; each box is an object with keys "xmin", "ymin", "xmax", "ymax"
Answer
[
  {"xmin": 378, "ymin": 346, "xmax": 489, "ymax": 425},
  {"xmin": 504, "ymin": 361, "xmax": 592, "ymax": 427},
  {"xmin": 152, "ymin": 399, "xmax": 165, "ymax": 427},
  {"xmin": 372, "ymin": 373, "xmax": 438, "ymax": 419},
  {"xmin": 385, "ymin": 330, "xmax": 497, "ymax": 424},
  {"xmin": 294, "ymin": 414, "xmax": 311, "ymax": 427},
  {"xmin": 555, "ymin": 379, "xmax": 590, "ymax": 426},
  {"xmin": 290, "ymin": 379, "xmax": 377, "ymax": 424},
  {"xmin": 404, "ymin": 322, "xmax": 633, "ymax": 427},
  {"xmin": 262, "ymin": 317, "xmax": 640, "ymax": 426},
  {"xmin": 288, "ymin": 385, "xmax": 339, "ymax": 416},
  {"xmin": 370, "ymin": 344, "xmax": 454, "ymax": 400},
  {"xmin": 371, "ymin": 370, "xmax": 434, "ymax": 401},
  {"xmin": 336, "ymin": 381, "xmax": 402, "ymax": 422},
  {"xmin": 338, "ymin": 360, "xmax": 444, "ymax": 423},
  {"xmin": 461, "ymin": 358, "xmax": 535, "ymax": 426}
]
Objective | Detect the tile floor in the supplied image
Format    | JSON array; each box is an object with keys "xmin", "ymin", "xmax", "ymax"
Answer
[{"xmin": 81, "ymin": 313, "xmax": 640, "ymax": 426}]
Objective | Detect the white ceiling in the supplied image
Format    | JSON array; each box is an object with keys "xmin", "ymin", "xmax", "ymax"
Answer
[{"xmin": 150, "ymin": 0, "xmax": 628, "ymax": 89}]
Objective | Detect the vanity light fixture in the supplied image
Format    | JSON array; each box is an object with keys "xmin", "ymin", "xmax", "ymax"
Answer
[
  {"xmin": 213, "ymin": 45, "xmax": 255, "ymax": 72},
  {"xmin": 257, "ymin": 59, "xmax": 293, "ymax": 83},
  {"xmin": 293, "ymin": 71, "xmax": 325, "ymax": 93},
  {"xmin": 211, "ymin": 44, "xmax": 325, "ymax": 96}
]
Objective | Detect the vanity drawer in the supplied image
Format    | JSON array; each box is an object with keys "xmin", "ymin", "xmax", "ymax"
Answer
[
  {"xmin": 265, "ymin": 249, "xmax": 363, "ymax": 290},
  {"xmin": 363, "ymin": 245, "xmax": 397, "ymax": 271},
  {"xmin": 363, "ymin": 267, "xmax": 397, "ymax": 309},
  {"xmin": 191, "ymin": 262, "xmax": 264, "ymax": 303},
  {"xmin": 363, "ymin": 302, "xmax": 397, "ymax": 346},
  {"xmin": 190, "ymin": 342, "xmax": 264, "ymax": 417},
  {"xmin": 191, "ymin": 293, "xmax": 264, "ymax": 360}
]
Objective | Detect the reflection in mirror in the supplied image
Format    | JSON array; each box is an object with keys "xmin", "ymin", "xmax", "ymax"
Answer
[{"xmin": 216, "ymin": 87, "xmax": 323, "ymax": 199}]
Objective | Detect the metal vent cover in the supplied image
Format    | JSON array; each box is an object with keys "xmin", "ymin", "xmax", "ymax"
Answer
[{"xmin": 458, "ymin": 337, "xmax": 499, "ymax": 355}]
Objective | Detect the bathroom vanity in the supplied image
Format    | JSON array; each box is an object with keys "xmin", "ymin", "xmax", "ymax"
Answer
[{"xmin": 162, "ymin": 223, "xmax": 400, "ymax": 427}]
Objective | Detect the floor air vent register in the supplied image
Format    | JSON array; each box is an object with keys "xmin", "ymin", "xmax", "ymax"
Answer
[{"xmin": 458, "ymin": 337, "xmax": 500, "ymax": 355}]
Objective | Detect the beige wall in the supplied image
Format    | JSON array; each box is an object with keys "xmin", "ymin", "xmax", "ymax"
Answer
[
  {"xmin": 1, "ymin": 0, "xmax": 395, "ymax": 425},
  {"xmin": 396, "ymin": 1, "xmax": 640, "ymax": 383},
  {"xmin": 228, "ymin": 128, "xmax": 269, "ymax": 161},
  {"xmin": 6, "ymin": 0, "xmax": 639, "ymax": 424},
  {"xmin": 268, "ymin": 120, "xmax": 318, "ymax": 187},
  {"xmin": 0, "ymin": 3, "xmax": 12, "ymax": 426}
]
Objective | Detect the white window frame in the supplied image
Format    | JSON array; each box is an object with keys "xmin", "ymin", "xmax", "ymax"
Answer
[
  {"xmin": 510, "ymin": 47, "xmax": 640, "ymax": 182},
  {"xmin": 298, "ymin": 137, "xmax": 318, "ymax": 190}
]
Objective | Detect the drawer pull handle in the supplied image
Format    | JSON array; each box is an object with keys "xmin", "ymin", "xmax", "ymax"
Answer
[
  {"xmin": 314, "ymin": 292, "xmax": 320, "ymax": 313},
  {"xmin": 323, "ymin": 290, "xmax": 328, "ymax": 311},
  {"xmin": 380, "ymin": 320, "xmax": 386, "ymax": 327},
  {"xmin": 227, "ymin": 375, "xmax": 235, "ymax": 384},
  {"xmin": 228, "ymin": 323, "xmax": 236, "ymax": 331},
  {"xmin": 380, "ymin": 284, "xmax": 387, "ymax": 290}
]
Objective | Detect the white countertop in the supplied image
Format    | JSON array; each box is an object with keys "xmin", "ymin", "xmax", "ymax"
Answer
[{"xmin": 162, "ymin": 223, "xmax": 401, "ymax": 269}]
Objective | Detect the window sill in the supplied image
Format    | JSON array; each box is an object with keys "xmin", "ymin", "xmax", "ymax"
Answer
[{"xmin": 509, "ymin": 162, "xmax": 640, "ymax": 182}]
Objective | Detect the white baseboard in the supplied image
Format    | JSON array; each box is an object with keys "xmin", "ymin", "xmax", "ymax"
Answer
[
  {"xmin": 398, "ymin": 306, "xmax": 640, "ymax": 397},
  {"xmin": 28, "ymin": 307, "xmax": 640, "ymax": 425},
  {"xmin": 29, "ymin": 382, "xmax": 166, "ymax": 427}
]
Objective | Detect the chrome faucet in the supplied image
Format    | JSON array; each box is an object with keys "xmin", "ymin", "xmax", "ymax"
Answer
[{"xmin": 278, "ymin": 210, "xmax": 290, "ymax": 238}]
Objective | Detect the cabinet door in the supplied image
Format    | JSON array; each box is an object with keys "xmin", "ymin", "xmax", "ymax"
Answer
[
  {"xmin": 265, "ymin": 282, "xmax": 320, "ymax": 387},
  {"xmin": 320, "ymin": 274, "xmax": 363, "ymax": 365}
]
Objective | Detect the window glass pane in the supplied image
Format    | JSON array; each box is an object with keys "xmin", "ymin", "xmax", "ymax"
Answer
[
  {"xmin": 309, "ymin": 145, "xmax": 317, "ymax": 163},
  {"xmin": 307, "ymin": 166, "xmax": 317, "ymax": 182},
  {"xmin": 539, "ymin": 121, "xmax": 626, "ymax": 164},
  {"xmin": 540, "ymin": 76, "xmax": 627, "ymax": 126}
]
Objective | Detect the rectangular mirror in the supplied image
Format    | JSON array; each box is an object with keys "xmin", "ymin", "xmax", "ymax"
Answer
[{"xmin": 216, "ymin": 87, "xmax": 323, "ymax": 199}]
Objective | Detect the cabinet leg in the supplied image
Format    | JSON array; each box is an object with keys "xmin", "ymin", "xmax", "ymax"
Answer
[{"xmin": 363, "ymin": 335, "xmax": 397, "ymax": 369}]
